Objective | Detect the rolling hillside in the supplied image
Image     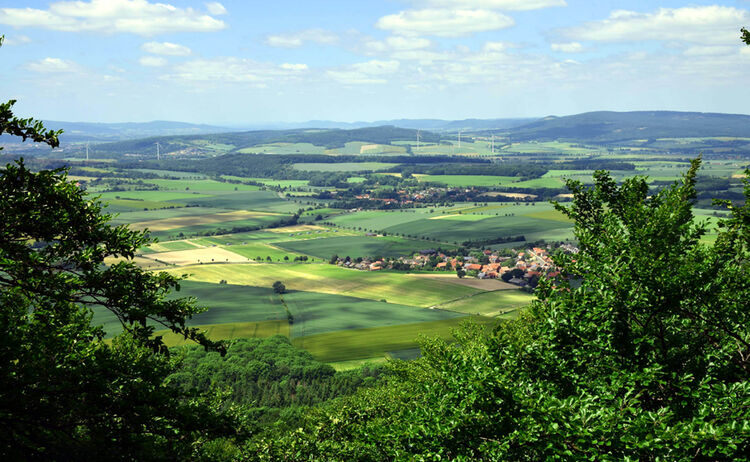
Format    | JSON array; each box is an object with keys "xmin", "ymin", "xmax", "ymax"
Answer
[{"xmin": 503, "ymin": 111, "xmax": 750, "ymax": 142}]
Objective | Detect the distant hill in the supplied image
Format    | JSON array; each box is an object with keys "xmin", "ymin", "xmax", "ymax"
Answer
[
  {"xmin": 503, "ymin": 111, "xmax": 750, "ymax": 142},
  {"xmin": 0, "ymin": 120, "xmax": 233, "ymax": 144},
  {"xmin": 89, "ymin": 125, "xmax": 440, "ymax": 158},
  {"xmin": 235, "ymin": 118, "xmax": 537, "ymax": 132}
]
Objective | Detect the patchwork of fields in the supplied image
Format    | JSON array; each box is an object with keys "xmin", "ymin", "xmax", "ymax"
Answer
[{"xmin": 88, "ymin": 152, "xmax": 744, "ymax": 366}]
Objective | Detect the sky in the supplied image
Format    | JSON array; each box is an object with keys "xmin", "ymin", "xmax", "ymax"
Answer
[{"xmin": 2, "ymin": 0, "xmax": 750, "ymax": 125}]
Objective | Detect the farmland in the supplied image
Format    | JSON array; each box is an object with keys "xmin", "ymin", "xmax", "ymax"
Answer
[{"xmin": 59, "ymin": 122, "xmax": 746, "ymax": 367}]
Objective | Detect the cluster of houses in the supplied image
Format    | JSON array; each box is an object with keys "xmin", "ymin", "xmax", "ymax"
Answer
[{"xmin": 331, "ymin": 243, "xmax": 579, "ymax": 287}]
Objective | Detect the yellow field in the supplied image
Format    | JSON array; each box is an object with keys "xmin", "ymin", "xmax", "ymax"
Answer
[
  {"xmin": 130, "ymin": 210, "xmax": 279, "ymax": 232},
  {"xmin": 155, "ymin": 320, "xmax": 290, "ymax": 347},
  {"xmin": 162, "ymin": 263, "xmax": 481, "ymax": 307},
  {"xmin": 265, "ymin": 224, "xmax": 327, "ymax": 234},
  {"xmin": 150, "ymin": 247, "xmax": 249, "ymax": 266}
]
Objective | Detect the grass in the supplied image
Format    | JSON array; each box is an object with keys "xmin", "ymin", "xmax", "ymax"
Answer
[
  {"xmin": 273, "ymin": 235, "xmax": 440, "ymax": 259},
  {"xmin": 146, "ymin": 179, "xmax": 260, "ymax": 193},
  {"xmin": 109, "ymin": 207, "xmax": 233, "ymax": 226},
  {"xmin": 282, "ymin": 290, "xmax": 462, "ymax": 338},
  {"xmin": 183, "ymin": 190, "xmax": 302, "ymax": 213},
  {"xmin": 293, "ymin": 316, "xmax": 495, "ymax": 362},
  {"xmin": 437, "ymin": 290, "xmax": 535, "ymax": 317},
  {"xmin": 163, "ymin": 263, "xmax": 482, "ymax": 308},
  {"xmin": 418, "ymin": 175, "xmax": 516, "ymax": 187},
  {"xmin": 156, "ymin": 321, "xmax": 290, "ymax": 347},
  {"xmin": 99, "ymin": 191, "xmax": 212, "ymax": 202},
  {"xmin": 130, "ymin": 210, "xmax": 281, "ymax": 232},
  {"xmin": 292, "ymin": 162, "xmax": 397, "ymax": 172},
  {"xmin": 146, "ymin": 215, "xmax": 289, "ymax": 240},
  {"xmin": 156, "ymin": 240, "xmax": 201, "ymax": 251}
]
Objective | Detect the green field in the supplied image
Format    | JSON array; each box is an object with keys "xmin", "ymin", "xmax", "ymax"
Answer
[
  {"xmin": 99, "ymin": 190, "xmax": 212, "ymax": 202},
  {"xmin": 293, "ymin": 316, "xmax": 495, "ymax": 362},
  {"xmin": 437, "ymin": 290, "xmax": 535, "ymax": 317},
  {"xmin": 156, "ymin": 320, "xmax": 290, "ymax": 347},
  {"xmin": 182, "ymin": 190, "xmax": 303, "ymax": 213},
  {"xmin": 292, "ymin": 162, "xmax": 397, "ymax": 172},
  {"xmin": 164, "ymin": 263, "xmax": 481, "ymax": 308},
  {"xmin": 237, "ymin": 142, "xmax": 327, "ymax": 155},
  {"xmin": 109, "ymin": 207, "xmax": 234, "ymax": 226},
  {"xmin": 418, "ymin": 175, "xmax": 516, "ymax": 187},
  {"xmin": 274, "ymin": 235, "xmax": 440, "ymax": 259}
]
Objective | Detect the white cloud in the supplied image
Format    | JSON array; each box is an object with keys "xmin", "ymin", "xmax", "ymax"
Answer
[
  {"xmin": 139, "ymin": 55, "xmax": 167, "ymax": 67},
  {"xmin": 551, "ymin": 42, "xmax": 583, "ymax": 53},
  {"xmin": 362, "ymin": 35, "xmax": 432, "ymax": 54},
  {"xmin": 3, "ymin": 34, "xmax": 32, "ymax": 45},
  {"xmin": 683, "ymin": 45, "xmax": 737, "ymax": 56},
  {"xmin": 377, "ymin": 9, "xmax": 514, "ymax": 37},
  {"xmin": 161, "ymin": 57, "xmax": 307, "ymax": 85},
  {"xmin": 327, "ymin": 60, "xmax": 400, "ymax": 85},
  {"xmin": 0, "ymin": 0, "xmax": 226, "ymax": 36},
  {"xmin": 266, "ymin": 29, "xmax": 338, "ymax": 48},
  {"xmin": 204, "ymin": 2, "xmax": 227, "ymax": 15},
  {"xmin": 141, "ymin": 41, "xmax": 192, "ymax": 56},
  {"xmin": 561, "ymin": 6, "xmax": 750, "ymax": 45},
  {"xmin": 25, "ymin": 57, "xmax": 79, "ymax": 73},
  {"xmin": 280, "ymin": 63, "xmax": 308, "ymax": 71},
  {"xmin": 482, "ymin": 41, "xmax": 515, "ymax": 52},
  {"xmin": 422, "ymin": 0, "xmax": 566, "ymax": 11}
]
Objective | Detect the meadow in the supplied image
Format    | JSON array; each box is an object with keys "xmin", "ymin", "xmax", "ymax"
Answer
[
  {"xmin": 163, "ymin": 263, "xmax": 482, "ymax": 307},
  {"xmin": 292, "ymin": 162, "xmax": 398, "ymax": 172}
]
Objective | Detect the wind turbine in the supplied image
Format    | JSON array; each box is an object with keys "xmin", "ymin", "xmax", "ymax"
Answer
[
  {"xmin": 491, "ymin": 134, "xmax": 495, "ymax": 154},
  {"xmin": 156, "ymin": 142, "xmax": 161, "ymax": 161},
  {"xmin": 416, "ymin": 129, "xmax": 421, "ymax": 152},
  {"xmin": 85, "ymin": 143, "xmax": 89, "ymax": 161}
]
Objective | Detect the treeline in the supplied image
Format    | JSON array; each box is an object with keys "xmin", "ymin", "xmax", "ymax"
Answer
[
  {"xmin": 129, "ymin": 153, "xmax": 487, "ymax": 179},
  {"xmin": 388, "ymin": 162, "xmax": 546, "ymax": 178},
  {"xmin": 168, "ymin": 336, "xmax": 387, "ymax": 432},
  {"xmin": 85, "ymin": 125, "xmax": 441, "ymax": 156}
]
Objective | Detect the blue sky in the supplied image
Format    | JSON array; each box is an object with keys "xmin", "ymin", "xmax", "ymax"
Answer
[{"xmin": 2, "ymin": 0, "xmax": 750, "ymax": 124}]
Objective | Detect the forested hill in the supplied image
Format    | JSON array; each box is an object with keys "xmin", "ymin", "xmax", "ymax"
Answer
[
  {"xmin": 88, "ymin": 125, "xmax": 439, "ymax": 158},
  {"xmin": 503, "ymin": 111, "xmax": 750, "ymax": 142}
]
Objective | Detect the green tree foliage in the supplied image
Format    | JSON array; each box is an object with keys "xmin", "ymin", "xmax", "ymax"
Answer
[
  {"xmin": 255, "ymin": 159, "xmax": 750, "ymax": 460},
  {"xmin": 169, "ymin": 336, "xmax": 386, "ymax": 437},
  {"xmin": 0, "ymin": 97, "xmax": 232, "ymax": 458},
  {"xmin": 272, "ymin": 281, "xmax": 286, "ymax": 294}
]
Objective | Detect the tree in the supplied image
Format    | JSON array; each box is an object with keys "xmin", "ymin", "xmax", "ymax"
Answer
[
  {"xmin": 256, "ymin": 159, "xmax": 750, "ymax": 460},
  {"xmin": 272, "ymin": 281, "xmax": 286, "ymax": 294},
  {"xmin": 0, "ymin": 83, "xmax": 231, "ymax": 457},
  {"xmin": 456, "ymin": 267, "xmax": 465, "ymax": 278}
]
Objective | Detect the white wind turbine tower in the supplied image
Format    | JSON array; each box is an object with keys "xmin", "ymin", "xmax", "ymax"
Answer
[
  {"xmin": 416, "ymin": 129, "xmax": 421, "ymax": 151},
  {"xmin": 85, "ymin": 143, "xmax": 89, "ymax": 161},
  {"xmin": 156, "ymin": 142, "xmax": 161, "ymax": 161},
  {"xmin": 491, "ymin": 134, "xmax": 495, "ymax": 154}
]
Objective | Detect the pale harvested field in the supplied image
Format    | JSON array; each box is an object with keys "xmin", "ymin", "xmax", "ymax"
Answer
[
  {"xmin": 266, "ymin": 224, "xmax": 327, "ymax": 234},
  {"xmin": 483, "ymin": 192, "xmax": 538, "ymax": 199},
  {"xmin": 409, "ymin": 273, "xmax": 518, "ymax": 290},
  {"xmin": 149, "ymin": 247, "xmax": 248, "ymax": 266},
  {"xmin": 130, "ymin": 210, "xmax": 279, "ymax": 231}
]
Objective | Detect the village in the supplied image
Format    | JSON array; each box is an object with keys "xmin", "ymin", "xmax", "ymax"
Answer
[{"xmin": 330, "ymin": 243, "xmax": 578, "ymax": 289}]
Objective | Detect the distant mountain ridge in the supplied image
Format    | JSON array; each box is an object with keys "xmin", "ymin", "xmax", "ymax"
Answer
[
  {"xmin": 37, "ymin": 120, "xmax": 233, "ymax": 142},
  {"xmin": 503, "ymin": 111, "xmax": 750, "ymax": 142}
]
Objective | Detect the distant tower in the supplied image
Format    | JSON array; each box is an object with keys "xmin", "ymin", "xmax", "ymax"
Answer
[
  {"xmin": 491, "ymin": 134, "xmax": 495, "ymax": 154},
  {"xmin": 85, "ymin": 143, "xmax": 89, "ymax": 161},
  {"xmin": 156, "ymin": 142, "xmax": 161, "ymax": 161},
  {"xmin": 458, "ymin": 131, "xmax": 462, "ymax": 149},
  {"xmin": 416, "ymin": 129, "xmax": 421, "ymax": 151}
]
